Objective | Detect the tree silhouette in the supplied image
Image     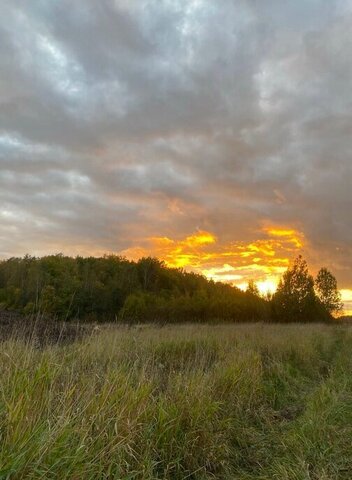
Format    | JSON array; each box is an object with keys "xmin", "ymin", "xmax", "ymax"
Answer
[
  {"xmin": 315, "ymin": 268, "xmax": 343, "ymax": 316},
  {"xmin": 272, "ymin": 256, "xmax": 323, "ymax": 322},
  {"xmin": 246, "ymin": 280, "xmax": 260, "ymax": 297}
]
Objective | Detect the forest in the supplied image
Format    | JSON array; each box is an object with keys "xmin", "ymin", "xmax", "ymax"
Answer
[{"xmin": 0, "ymin": 254, "xmax": 342, "ymax": 323}]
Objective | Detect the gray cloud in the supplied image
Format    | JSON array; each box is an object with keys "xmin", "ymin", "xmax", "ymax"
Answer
[{"xmin": 0, "ymin": 0, "xmax": 352, "ymax": 289}]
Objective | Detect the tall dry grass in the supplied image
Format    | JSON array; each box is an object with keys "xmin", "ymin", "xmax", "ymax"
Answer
[{"xmin": 0, "ymin": 323, "xmax": 351, "ymax": 479}]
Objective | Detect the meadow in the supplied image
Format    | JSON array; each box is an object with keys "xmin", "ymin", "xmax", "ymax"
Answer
[{"xmin": 0, "ymin": 323, "xmax": 351, "ymax": 479}]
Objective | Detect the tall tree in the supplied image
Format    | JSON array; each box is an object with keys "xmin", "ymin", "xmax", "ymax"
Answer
[
  {"xmin": 272, "ymin": 256, "xmax": 320, "ymax": 322},
  {"xmin": 315, "ymin": 268, "xmax": 343, "ymax": 315}
]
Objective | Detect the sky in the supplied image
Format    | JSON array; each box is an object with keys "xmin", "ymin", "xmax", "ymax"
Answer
[{"xmin": 0, "ymin": 1, "xmax": 351, "ymax": 312}]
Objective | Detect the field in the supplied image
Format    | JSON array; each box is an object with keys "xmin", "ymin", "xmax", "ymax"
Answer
[{"xmin": 0, "ymin": 322, "xmax": 351, "ymax": 479}]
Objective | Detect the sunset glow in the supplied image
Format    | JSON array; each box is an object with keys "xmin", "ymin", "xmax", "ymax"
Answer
[
  {"xmin": 0, "ymin": 1, "xmax": 351, "ymax": 316},
  {"xmin": 340, "ymin": 290, "xmax": 352, "ymax": 316},
  {"xmin": 122, "ymin": 226, "xmax": 351, "ymax": 310},
  {"xmin": 122, "ymin": 226, "xmax": 303, "ymax": 289}
]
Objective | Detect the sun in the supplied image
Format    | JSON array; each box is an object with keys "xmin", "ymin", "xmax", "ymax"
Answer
[{"xmin": 256, "ymin": 278, "xmax": 278, "ymax": 295}]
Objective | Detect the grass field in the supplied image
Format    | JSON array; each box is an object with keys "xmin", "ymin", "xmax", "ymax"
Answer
[{"xmin": 0, "ymin": 323, "xmax": 351, "ymax": 479}]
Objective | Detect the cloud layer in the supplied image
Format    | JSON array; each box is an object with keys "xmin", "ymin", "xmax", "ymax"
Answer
[{"xmin": 1, "ymin": 1, "xmax": 351, "ymax": 307}]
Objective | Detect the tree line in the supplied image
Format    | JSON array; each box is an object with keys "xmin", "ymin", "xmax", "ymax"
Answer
[{"xmin": 0, "ymin": 254, "xmax": 342, "ymax": 323}]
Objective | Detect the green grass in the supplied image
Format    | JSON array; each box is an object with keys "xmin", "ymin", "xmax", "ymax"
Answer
[{"xmin": 0, "ymin": 323, "xmax": 351, "ymax": 479}]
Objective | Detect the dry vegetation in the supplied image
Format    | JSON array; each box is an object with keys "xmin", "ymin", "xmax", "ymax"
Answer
[{"xmin": 0, "ymin": 323, "xmax": 351, "ymax": 479}]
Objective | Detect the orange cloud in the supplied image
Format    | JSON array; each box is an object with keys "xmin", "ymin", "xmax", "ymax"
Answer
[
  {"xmin": 120, "ymin": 225, "xmax": 306, "ymax": 293},
  {"xmin": 263, "ymin": 227, "xmax": 304, "ymax": 248}
]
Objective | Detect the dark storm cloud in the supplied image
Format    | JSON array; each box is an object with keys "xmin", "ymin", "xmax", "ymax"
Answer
[{"xmin": 1, "ymin": 0, "xmax": 352, "ymax": 290}]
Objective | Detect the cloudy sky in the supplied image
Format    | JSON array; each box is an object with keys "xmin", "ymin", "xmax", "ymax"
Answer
[{"xmin": 1, "ymin": 1, "xmax": 351, "ymax": 309}]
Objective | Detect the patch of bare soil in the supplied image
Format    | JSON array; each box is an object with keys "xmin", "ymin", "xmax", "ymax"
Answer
[{"xmin": 0, "ymin": 309, "xmax": 92, "ymax": 346}]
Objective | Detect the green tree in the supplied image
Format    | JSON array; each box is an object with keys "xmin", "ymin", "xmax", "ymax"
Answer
[
  {"xmin": 272, "ymin": 256, "xmax": 320, "ymax": 322},
  {"xmin": 137, "ymin": 258, "xmax": 164, "ymax": 291},
  {"xmin": 40, "ymin": 285, "xmax": 57, "ymax": 314},
  {"xmin": 315, "ymin": 268, "xmax": 343, "ymax": 315},
  {"xmin": 0, "ymin": 254, "xmax": 272, "ymax": 323}
]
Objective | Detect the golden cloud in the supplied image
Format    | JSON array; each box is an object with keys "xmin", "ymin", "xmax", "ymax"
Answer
[{"xmin": 120, "ymin": 224, "xmax": 306, "ymax": 294}]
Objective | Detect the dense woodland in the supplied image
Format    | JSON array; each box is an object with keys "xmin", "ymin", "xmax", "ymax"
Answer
[{"xmin": 0, "ymin": 254, "xmax": 342, "ymax": 323}]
